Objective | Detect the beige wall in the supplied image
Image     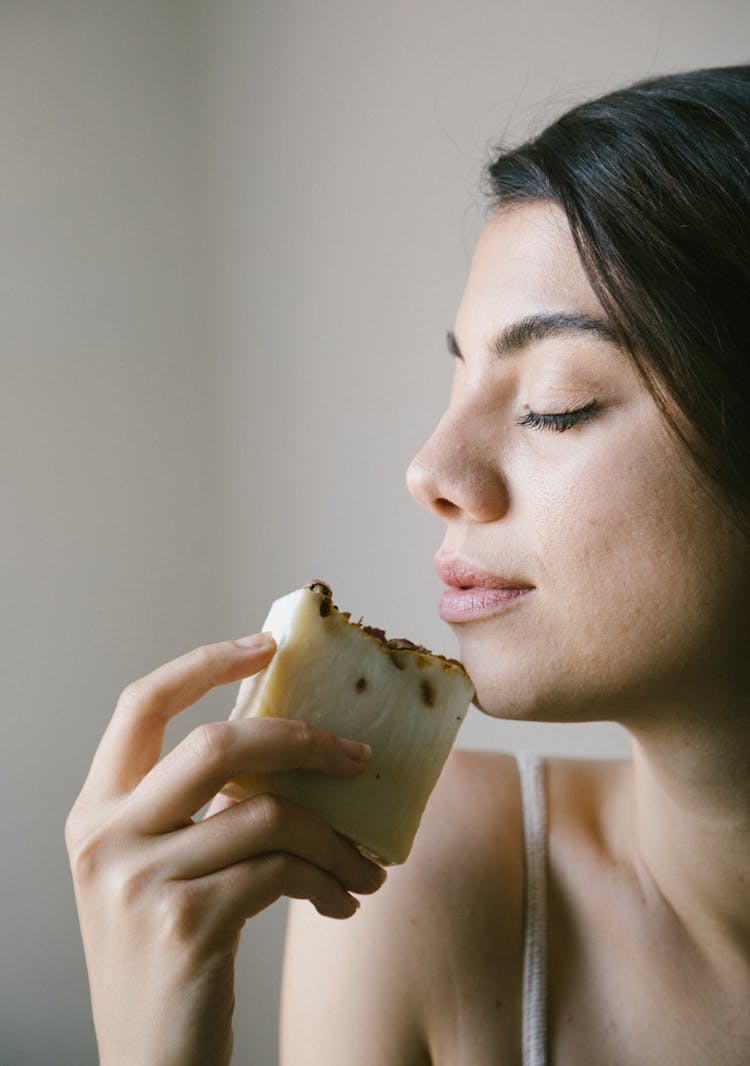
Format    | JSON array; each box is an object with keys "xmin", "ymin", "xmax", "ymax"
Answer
[{"xmin": 3, "ymin": 2, "xmax": 748, "ymax": 1062}]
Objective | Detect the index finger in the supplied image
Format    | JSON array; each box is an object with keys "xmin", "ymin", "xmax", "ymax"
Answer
[
  {"xmin": 127, "ymin": 716, "xmax": 372, "ymax": 833},
  {"xmin": 80, "ymin": 633, "xmax": 276, "ymax": 802}
]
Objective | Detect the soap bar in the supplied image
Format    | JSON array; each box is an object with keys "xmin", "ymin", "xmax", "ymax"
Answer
[{"xmin": 224, "ymin": 583, "xmax": 474, "ymax": 864}]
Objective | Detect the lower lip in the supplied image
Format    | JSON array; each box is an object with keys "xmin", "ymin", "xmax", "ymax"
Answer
[{"xmin": 438, "ymin": 586, "xmax": 534, "ymax": 623}]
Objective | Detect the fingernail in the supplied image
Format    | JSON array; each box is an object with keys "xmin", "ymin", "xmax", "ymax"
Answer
[
  {"xmin": 337, "ymin": 737, "xmax": 372, "ymax": 762},
  {"xmin": 366, "ymin": 864, "xmax": 387, "ymax": 888},
  {"xmin": 234, "ymin": 631, "xmax": 276, "ymax": 651}
]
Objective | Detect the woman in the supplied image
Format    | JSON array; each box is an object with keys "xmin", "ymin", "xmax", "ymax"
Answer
[{"xmin": 66, "ymin": 66, "xmax": 750, "ymax": 1064}]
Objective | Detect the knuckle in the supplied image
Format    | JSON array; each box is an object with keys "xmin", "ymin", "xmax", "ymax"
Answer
[
  {"xmin": 65, "ymin": 813, "xmax": 144, "ymax": 898},
  {"xmin": 253, "ymin": 852, "xmax": 354, "ymax": 917},
  {"xmin": 153, "ymin": 881, "xmax": 204, "ymax": 946},
  {"xmin": 276, "ymin": 858, "xmax": 343, "ymax": 912},
  {"xmin": 187, "ymin": 720, "xmax": 234, "ymax": 768},
  {"xmin": 288, "ymin": 717, "xmax": 317, "ymax": 749},
  {"xmin": 63, "ymin": 806, "xmax": 82, "ymax": 851},
  {"xmin": 109, "ymin": 861, "xmax": 153, "ymax": 910},
  {"xmin": 255, "ymin": 850, "xmax": 315, "ymax": 900},
  {"xmin": 116, "ymin": 678, "xmax": 147, "ymax": 714},
  {"xmin": 263, "ymin": 850, "xmax": 302, "ymax": 886},
  {"xmin": 245, "ymin": 792, "xmax": 287, "ymax": 836},
  {"xmin": 66, "ymin": 823, "xmax": 108, "ymax": 885}
]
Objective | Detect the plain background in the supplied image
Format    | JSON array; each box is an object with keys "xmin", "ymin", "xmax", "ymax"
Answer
[{"xmin": 2, "ymin": 2, "xmax": 748, "ymax": 1063}]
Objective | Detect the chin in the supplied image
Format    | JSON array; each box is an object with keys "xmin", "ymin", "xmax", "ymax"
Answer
[
  {"xmin": 468, "ymin": 668, "xmax": 607, "ymax": 725},
  {"xmin": 455, "ymin": 622, "xmax": 629, "ymax": 724},
  {"xmin": 470, "ymin": 679, "xmax": 548, "ymax": 721},
  {"xmin": 457, "ymin": 640, "xmax": 552, "ymax": 720}
]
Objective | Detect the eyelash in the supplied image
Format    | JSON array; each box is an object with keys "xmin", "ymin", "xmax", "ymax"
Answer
[{"xmin": 517, "ymin": 400, "xmax": 599, "ymax": 433}]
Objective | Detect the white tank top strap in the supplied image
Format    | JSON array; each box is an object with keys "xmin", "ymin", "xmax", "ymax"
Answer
[{"xmin": 516, "ymin": 750, "xmax": 548, "ymax": 1066}]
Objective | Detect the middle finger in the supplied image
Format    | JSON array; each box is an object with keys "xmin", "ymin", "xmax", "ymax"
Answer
[{"xmin": 160, "ymin": 793, "xmax": 386, "ymax": 894}]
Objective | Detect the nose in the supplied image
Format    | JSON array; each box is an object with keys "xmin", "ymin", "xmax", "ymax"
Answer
[{"xmin": 406, "ymin": 407, "xmax": 510, "ymax": 523}]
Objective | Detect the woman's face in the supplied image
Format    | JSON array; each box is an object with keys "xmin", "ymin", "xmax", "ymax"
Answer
[{"xmin": 407, "ymin": 202, "xmax": 749, "ymax": 722}]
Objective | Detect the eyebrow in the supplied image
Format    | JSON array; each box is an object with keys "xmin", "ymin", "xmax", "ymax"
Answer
[{"xmin": 447, "ymin": 310, "xmax": 622, "ymax": 361}]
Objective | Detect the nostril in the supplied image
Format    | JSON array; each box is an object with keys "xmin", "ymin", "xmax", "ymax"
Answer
[
  {"xmin": 433, "ymin": 496, "xmax": 460, "ymax": 519},
  {"xmin": 407, "ymin": 417, "xmax": 509, "ymax": 523}
]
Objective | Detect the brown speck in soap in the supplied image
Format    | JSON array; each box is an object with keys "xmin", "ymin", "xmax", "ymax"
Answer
[
  {"xmin": 355, "ymin": 677, "xmax": 367, "ymax": 693},
  {"xmin": 421, "ymin": 680, "xmax": 435, "ymax": 707},
  {"xmin": 319, "ymin": 599, "xmax": 331, "ymax": 617}
]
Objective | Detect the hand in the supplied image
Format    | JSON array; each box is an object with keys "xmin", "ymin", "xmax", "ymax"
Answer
[{"xmin": 65, "ymin": 633, "xmax": 386, "ymax": 1066}]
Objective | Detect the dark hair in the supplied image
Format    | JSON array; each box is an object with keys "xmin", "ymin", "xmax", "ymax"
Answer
[{"xmin": 485, "ymin": 66, "xmax": 750, "ymax": 532}]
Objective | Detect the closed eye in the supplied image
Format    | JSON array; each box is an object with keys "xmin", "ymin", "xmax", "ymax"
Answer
[
  {"xmin": 517, "ymin": 400, "xmax": 599, "ymax": 433},
  {"xmin": 446, "ymin": 330, "xmax": 463, "ymax": 360}
]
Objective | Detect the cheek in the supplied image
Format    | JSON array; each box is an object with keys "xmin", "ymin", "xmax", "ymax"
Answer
[
  {"xmin": 499, "ymin": 432, "xmax": 725, "ymax": 710},
  {"xmin": 462, "ymin": 406, "xmax": 748, "ymax": 722},
  {"xmin": 525, "ymin": 411, "xmax": 684, "ymax": 573},
  {"xmin": 539, "ymin": 443, "xmax": 737, "ymax": 682},
  {"xmin": 537, "ymin": 444, "xmax": 685, "ymax": 619},
  {"xmin": 522, "ymin": 448, "xmax": 642, "ymax": 583}
]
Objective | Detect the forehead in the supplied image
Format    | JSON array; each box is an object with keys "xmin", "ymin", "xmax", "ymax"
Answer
[{"xmin": 455, "ymin": 201, "xmax": 607, "ymax": 338}]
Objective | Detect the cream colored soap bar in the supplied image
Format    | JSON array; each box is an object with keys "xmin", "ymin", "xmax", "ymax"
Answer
[{"xmin": 224, "ymin": 583, "xmax": 474, "ymax": 864}]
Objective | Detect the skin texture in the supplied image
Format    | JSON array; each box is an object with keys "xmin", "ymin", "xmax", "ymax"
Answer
[
  {"xmin": 408, "ymin": 203, "xmax": 748, "ymax": 727},
  {"xmin": 282, "ymin": 203, "xmax": 750, "ymax": 1064},
  {"xmin": 69, "ymin": 202, "xmax": 750, "ymax": 1064},
  {"xmin": 65, "ymin": 633, "xmax": 386, "ymax": 1066}
]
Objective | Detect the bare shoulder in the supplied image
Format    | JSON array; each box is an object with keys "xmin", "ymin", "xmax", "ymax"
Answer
[
  {"xmin": 281, "ymin": 749, "xmax": 526, "ymax": 1065},
  {"xmin": 542, "ymin": 753, "xmax": 633, "ymax": 910},
  {"xmin": 543, "ymin": 754, "xmax": 631, "ymax": 857},
  {"xmin": 406, "ymin": 747, "xmax": 526, "ymax": 929}
]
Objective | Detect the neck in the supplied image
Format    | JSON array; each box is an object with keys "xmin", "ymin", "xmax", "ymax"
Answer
[{"xmin": 625, "ymin": 697, "xmax": 750, "ymax": 969}]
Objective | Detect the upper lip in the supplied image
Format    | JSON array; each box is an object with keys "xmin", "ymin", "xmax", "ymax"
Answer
[{"xmin": 435, "ymin": 554, "xmax": 534, "ymax": 590}]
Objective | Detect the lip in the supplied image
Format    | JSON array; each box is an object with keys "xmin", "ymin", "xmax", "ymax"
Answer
[{"xmin": 435, "ymin": 554, "xmax": 535, "ymax": 622}]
